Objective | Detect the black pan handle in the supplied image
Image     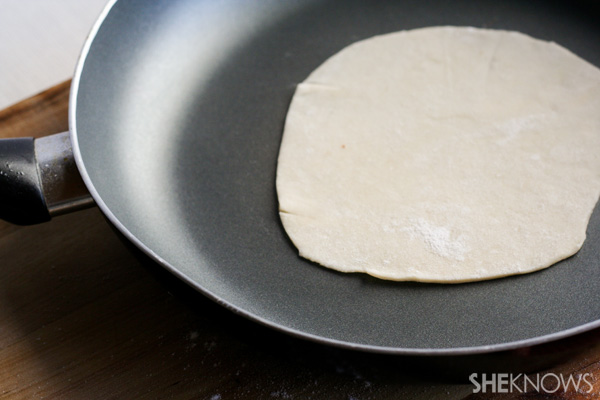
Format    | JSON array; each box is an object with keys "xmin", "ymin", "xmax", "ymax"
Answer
[{"xmin": 0, "ymin": 132, "xmax": 94, "ymax": 225}]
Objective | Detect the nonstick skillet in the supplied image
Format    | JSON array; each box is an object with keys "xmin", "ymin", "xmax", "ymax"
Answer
[{"xmin": 1, "ymin": 0, "xmax": 599, "ymax": 357}]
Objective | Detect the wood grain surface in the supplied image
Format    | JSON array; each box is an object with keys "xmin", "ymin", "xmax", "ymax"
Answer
[{"xmin": 1, "ymin": 82, "xmax": 600, "ymax": 399}]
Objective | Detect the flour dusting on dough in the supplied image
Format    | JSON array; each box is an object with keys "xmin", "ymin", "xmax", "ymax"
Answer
[{"xmin": 408, "ymin": 219, "xmax": 469, "ymax": 261}]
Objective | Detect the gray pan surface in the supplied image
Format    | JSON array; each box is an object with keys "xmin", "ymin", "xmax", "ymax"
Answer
[{"xmin": 71, "ymin": 0, "xmax": 600, "ymax": 354}]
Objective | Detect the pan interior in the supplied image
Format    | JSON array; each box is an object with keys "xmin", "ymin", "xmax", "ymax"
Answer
[{"xmin": 73, "ymin": 0, "xmax": 600, "ymax": 352}]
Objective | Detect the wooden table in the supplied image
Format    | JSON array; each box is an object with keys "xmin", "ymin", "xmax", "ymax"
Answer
[{"xmin": 1, "ymin": 82, "xmax": 600, "ymax": 400}]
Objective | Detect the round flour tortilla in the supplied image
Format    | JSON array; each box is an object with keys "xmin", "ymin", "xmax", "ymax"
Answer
[{"xmin": 276, "ymin": 26, "xmax": 600, "ymax": 283}]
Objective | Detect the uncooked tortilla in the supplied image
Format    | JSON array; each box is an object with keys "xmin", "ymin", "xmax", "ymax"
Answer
[{"xmin": 276, "ymin": 26, "xmax": 600, "ymax": 283}]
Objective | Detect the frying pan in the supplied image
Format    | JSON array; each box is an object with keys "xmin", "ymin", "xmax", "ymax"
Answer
[{"xmin": 1, "ymin": 0, "xmax": 600, "ymax": 359}]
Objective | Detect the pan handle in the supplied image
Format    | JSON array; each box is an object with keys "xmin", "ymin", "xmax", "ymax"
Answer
[{"xmin": 0, "ymin": 132, "xmax": 94, "ymax": 225}]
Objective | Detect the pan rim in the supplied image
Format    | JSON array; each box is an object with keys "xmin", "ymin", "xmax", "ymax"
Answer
[{"xmin": 68, "ymin": 0, "xmax": 600, "ymax": 356}]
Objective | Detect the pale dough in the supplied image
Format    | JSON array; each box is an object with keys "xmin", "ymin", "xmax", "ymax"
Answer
[{"xmin": 276, "ymin": 27, "xmax": 600, "ymax": 283}]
